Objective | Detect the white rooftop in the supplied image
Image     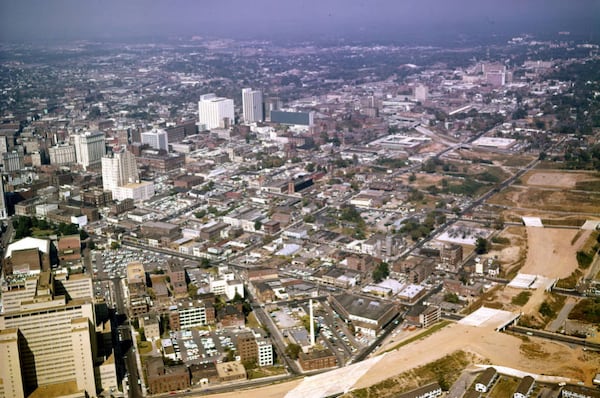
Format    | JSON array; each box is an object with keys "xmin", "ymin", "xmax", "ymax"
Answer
[
  {"xmin": 472, "ymin": 137, "xmax": 516, "ymax": 149},
  {"xmin": 276, "ymin": 244, "xmax": 301, "ymax": 256},
  {"xmin": 522, "ymin": 217, "xmax": 543, "ymax": 227},
  {"xmin": 507, "ymin": 273, "xmax": 538, "ymax": 289},
  {"xmin": 398, "ymin": 284, "xmax": 424, "ymax": 298},
  {"xmin": 459, "ymin": 307, "xmax": 519, "ymax": 329},
  {"xmin": 581, "ymin": 220, "xmax": 600, "ymax": 230},
  {"xmin": 4, "ymin": 237, "xmax": 51, "ymax": 258},
  {"xmin": 377, "ymin": 279, "xmax": 405, "ymax": 294}
]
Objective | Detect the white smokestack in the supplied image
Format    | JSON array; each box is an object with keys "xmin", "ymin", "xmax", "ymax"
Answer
[{"xmin": 309, "ymin": 299, "xmax": 315, "ymax": 346}]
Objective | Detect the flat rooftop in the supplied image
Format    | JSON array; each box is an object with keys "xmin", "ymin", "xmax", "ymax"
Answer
[
  {"xmin": 458, "ymin": 307, "xmax": 519, "ymax": 329},
  {"xmin": 332, "ymin": 293, "xmax": 395, "ymax": 321}
]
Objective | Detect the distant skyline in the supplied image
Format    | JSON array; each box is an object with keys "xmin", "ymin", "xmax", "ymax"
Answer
[{"xmin": 1, "ymin": 0, "xmax": 599, "ymax": 43}]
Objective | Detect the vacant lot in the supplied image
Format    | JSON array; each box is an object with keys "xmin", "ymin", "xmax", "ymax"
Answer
[
  {"xmin": 455, "ymin": 149, "xmax": 535, "ymax": 168},
  {"xmin": 353, "ymin": 323, "xmax": 599, "ymax": 390},
  {"xmin": 487, "ymin": 226, "xmax": 527, "ymax": 276},
  {"xmin": 523, "ymin": 170, "xmax": 600, "ymax": 189},
  {"xmin": 520, "ymin": 227, "xmax": 591, "ymax": 279},
  {"xmin": 211, "ymin": 322, "xmax": 600, "ymax": 398},
  {"xmin": 489, "ymin": 186, "xmax": 600, "ymax": 214}
]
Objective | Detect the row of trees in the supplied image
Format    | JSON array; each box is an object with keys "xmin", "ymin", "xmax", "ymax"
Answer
[{"xmin": 13, "ymin": 215, "xmax": 86, "ymax": 240}]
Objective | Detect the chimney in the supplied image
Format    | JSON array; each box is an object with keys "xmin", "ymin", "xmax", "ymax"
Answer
[{"xmin": 309, "ymin": 299, "xmax": 315, "ymax": 346}]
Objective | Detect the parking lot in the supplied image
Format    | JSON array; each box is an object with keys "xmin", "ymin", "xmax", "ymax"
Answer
[{"xmin": 93, "ymin": 247, "xmax": 170, "ymax": 280}]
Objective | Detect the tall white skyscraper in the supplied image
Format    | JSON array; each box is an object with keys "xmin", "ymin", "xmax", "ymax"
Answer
[
  {"xmin": 414, "ymin": 84, "xmax": 428, "ymax": 102},
  {"xmin": 141, "ymin": 129, "xmax": 168, "ymax": 151},
  {"xmin": 73, "ymin": 131, "xmax": 105, "ymax": 169},
  {"xmin": 198, "ymin": 93, "xmax": 235, "ymax": 130},
  {"xmin": 242, "ymin": 88, "xmax": 263, "ymax": 123},
  {"xmin": 102, "ymin": 148, "xmax": 139, "ymax": 191},
  {"xmin": 102, "ymin": 147, "xmax": 153, "ymax": 202}
]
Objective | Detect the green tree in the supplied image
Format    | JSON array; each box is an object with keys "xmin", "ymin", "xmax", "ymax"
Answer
[
  {"xmin": 475, "ymin": 237, "xmax": 490, "ymax": 255},
  {"xmin": 200, "ymin": 258, "xmax": 211, "ymax": 268},
  {"xmin": 303, "ymin": 214, "xmax": 315, "ymax": 223},
  {"xmin": 539, "ymin": 301, "xmax": 554, "ymax": 318},
  {"xmin": 187, "ymin": 283, "xmax": 198, "ymax": 297},
  {"xmin": 285, "ymin": 343, "xmax": 301, "ymax": 360},
  {"xmin": 254, "ymin": 220, "xmax": 262, "ymax": 231},
  {"xmin": 576, "ymin": 251, "xmax": 594, "ymax": 268},
  {"xmin": 372, "ymin": 262, "xmax": 390, "ymax": 283},
  {"xmin": 444, "ymin": 293, "xmax": 460, "ymax": 304}
]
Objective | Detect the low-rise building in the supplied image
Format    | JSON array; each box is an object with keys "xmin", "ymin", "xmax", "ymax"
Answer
[
  {"xmin": 405, "ymin": 305, "xmax": 441, "ymax": 329},
  {"xmin": 561, "ymin": 384, "xmax": 600, "ymax": 398},
  {"xmin": 298, "ymin": 349, "xmax": 337, "ymax": 371},
  {"xmin": 513, "ymin": 376, "xmax": 535, "ymax": 398},
  {"xmin": 397, "ymin": 382, "xmax": 442, "ymax": 398},
  {"xmin": 170, "ymin": 298, "xmax": 215, "ymax": 330},
  {"xmin": 215, "ymin": 362, "xmax": 246, "ymax": 382},
  {"xmin": 474, "ymin": 367, "xmax": 498, "ymax": 393},
  {"xmin": 328, "ymin": 293, "xmax": 398, "ymax": 337},
  {"xmin": 189, "ymin": 362, "xmax": 219, "ymax": 386},
  {"xmin": 140, "ymin": 314, "xmax": 161, "ymax": 341},
  {"xmin": 218, "ymin": 304, "xmax": 245, "ymax": 328},
  {"xmin": 145, "ymin": 357, "xmax": 190, "ymax": 395}
]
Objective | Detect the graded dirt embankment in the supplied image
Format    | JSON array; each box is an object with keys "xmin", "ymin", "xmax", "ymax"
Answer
[{"xmin": 520, "ymin": 227, "xmax": 590, "ymax": 279}]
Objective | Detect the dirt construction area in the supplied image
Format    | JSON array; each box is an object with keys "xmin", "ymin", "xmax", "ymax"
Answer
[
  {"xmin": 207, "ymin": 322, "xmax": 600, "ymax": 398},
  {"xmin": 524, "ymin": 170, "xmax": 600, "ymax": 189},
  {"xmin": 353, "ymin": 323, "xmax": 600, "ymax": 389},
  {"xmin": 520, "ymin": 227, "xmax": 591, "ymax": 279},
  {"xmin": 489, "ymin": 186, "xmax": 600, "ymax": 214}
]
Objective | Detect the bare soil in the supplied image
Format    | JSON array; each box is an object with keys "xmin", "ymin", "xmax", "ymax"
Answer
[
  {"xmin": 353, "ymin": 323, "xmax": 599, "ymax": 389},
  {"xmin": 524, "ymin": 170, "xmax": 600, "ymax": 189},
  {"xmin": 489, "ymin": 186, "xmax": 600, "ymax": 214},
  {"xmin": 520, "ymin": 227, "xmax": 591, "ymax": 279}
]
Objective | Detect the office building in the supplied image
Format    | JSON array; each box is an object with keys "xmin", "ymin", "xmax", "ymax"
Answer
[
  {"xmin": 264, "ymin": 97, "xmax": 282, "ymax": 121},
  {"xmin": 414, "ymin": 84, "xmax": 428, "ymax": 101},
  {"xmin": 102, "ymin": 147, "xmax": 139, "ymax": 191},
  {"xmin": 257, "ymin": 338, "xmax": 273, "ymax": 366},
  {"xmin": 73, "ymin": 131, "xmax": 106, "ymax": 169},
  {"xmin": 1, "ymin": 151, "xmax": 24, "ymax": 172},
  {"xmin": 0, "ymin": 136, "xmax": 7, "ymax": 155},
  {"xmin": 141, "ymin": 129, "xmax": 169, "ymax": 151},
  {"xmin": 49, "ymin": 144, "xmax": 77, "ymax": 165},
  {"xmin": 270, "ymin": 110, "xmax": 314, "ymax": 126},
  {"xmin": 242, "ymin": 88, "xmax": 263, "ymax": 122},
  {"xmin": 102, "ymin": 147, "xmax": 153, "ymax": 202},
  {"xmin": 198, "ymin": 94, "xmax": 235, "ymax": 130},
  {"xmin": 237, "ymin": 332, "xmax": 258, "ymax": 363},
  {"xmin": 483, "ymin": 63, "xmax": 507, "ymax": 87},
  {"xmin": 0, "ymin": 271, "xmax": 98, "ymax": 397},
  {"xmin": 170, "ymin": 298, "xmax": 215, "ymax": 330}
]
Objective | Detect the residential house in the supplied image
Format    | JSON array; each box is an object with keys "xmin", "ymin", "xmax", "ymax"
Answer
[{"xmin": 513, "ymin": 376, "xmax": 535, "ymax": 398}]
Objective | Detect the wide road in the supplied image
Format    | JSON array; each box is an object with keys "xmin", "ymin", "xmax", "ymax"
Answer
[
  {"xmin": 112, "ymin": 277, "xmax": 127, "ymax": 315},
  {"xmin": 546, "ymin": 297, "xmax": 576, "ymax": 333},
  {"xmin": 124, "ymin": 345, "xmax": 143, "ymax": 398},
  {"xmin": 507, "ymin": 326, "xmax": 600, "ymax": 351}
]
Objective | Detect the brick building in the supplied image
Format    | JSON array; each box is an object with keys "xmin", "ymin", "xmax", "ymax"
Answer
[{"xmin": 145, "ymin": 357, "xmax": 190, "ymax": 394}]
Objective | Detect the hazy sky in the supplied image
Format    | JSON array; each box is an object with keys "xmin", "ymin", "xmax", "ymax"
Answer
[{"xmin": 1, "ymin": 0, "xmax": 599, "ymax": 43}]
